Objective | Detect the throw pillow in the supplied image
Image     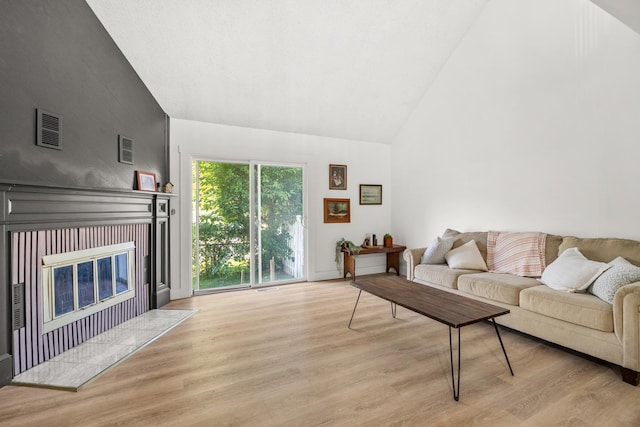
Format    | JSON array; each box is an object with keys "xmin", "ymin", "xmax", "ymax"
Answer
[
  {"xmin": 420, "ymin": 236, "xmax": 456, "ymax": 264},
  {"xmin": 444, "ymin": 240, "xmax": 488, "ymax": 271},
  {"xmin": 589, "ymin": 257, "xmax": 640, "ymax": 304},
  {"xmin": 486, "ymin": 231, "xmax": 547, "ymax": 277},
  {"xmin": 443, "ymin": 228, "xmax": 488, "ymax": 260},
  {"xmin": 540, "ymin": 247, "xmax": 611, "ymax": 292}
]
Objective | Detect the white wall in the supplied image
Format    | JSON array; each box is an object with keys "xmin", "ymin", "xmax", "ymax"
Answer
[
  {"xmin": 392, "ymin": 0, "xmax": 640, "ymax": 250},
  {"xmin": 169, "ymin": 119, "xmax": 392, "ymax": 299}
]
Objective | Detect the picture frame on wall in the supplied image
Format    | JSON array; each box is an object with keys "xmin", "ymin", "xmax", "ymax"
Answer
[
  {"xmin": 324, "ymin": 198, "xmax": 350, "ymax": 223},
  {"xmin": 329, "ymin": 164, "xmax": 347, "ymax": 190},
  {"xmin": 359, "ymin": 184, "xmax": 382, "ymax": 205},
  {"xmin": 136, "ymin": 170, "xmax": 157, "ymax": 192}
]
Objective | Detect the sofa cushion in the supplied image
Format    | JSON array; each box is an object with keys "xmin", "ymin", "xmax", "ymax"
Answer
[
  {"xmin": 420, "ymin": 236, "xmax": 456, "ymax": 265},
  {"xmin": 443, "ymin": 229, "xmax": 488, "ymax": 261},
  {"xmin": 541, "ymin": 248, "xmax": 611, "ymax": 292},
  {"xmin": 559, "ymin": 236, "xmax": 640, "ymax": 266},
  {"xmin": 486, "ymin": 231, "xmax": 546, "ymax": 277},
  {"xmin": 457, "ymin": 272, "xmax": 541, "ymax": 305},
  {"xmin": 413, "ymin": 264, "xmax": 478, "ymax": 289},
  {"xmin": 545, "ymin": 234, "xmax": 563, "ymax": 267},
  {"xmin": 589, "ymin": 257, "xmax": 640, "ymax": 304},
  {"xmin": 520, "ymin": 286, "xmax": 614, "ymax": 332},
  {"xmin": 445, "ymin": 240, "xmax": 488, "ymax": 271}
]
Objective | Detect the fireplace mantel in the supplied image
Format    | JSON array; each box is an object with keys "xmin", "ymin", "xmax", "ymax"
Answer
[{"xmin": 0, "ymin": 183, "xmax": 175, "ymax": 386}]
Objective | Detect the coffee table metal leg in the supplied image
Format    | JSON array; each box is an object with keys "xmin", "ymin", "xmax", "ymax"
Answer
[
  {"xmin": 391, "ymin": 303, "xmax": 397, "ymax": 319},
  {"xmin": 449, "ymin": 327, "xmax": 461, "ymax": 401},
  {"xmin": 491, "ymin": 319, "xmax": 514, "ymax": 376},
  {"xmin": 348, "ymin": 290, "xmax": 362, "ymax": 329}
]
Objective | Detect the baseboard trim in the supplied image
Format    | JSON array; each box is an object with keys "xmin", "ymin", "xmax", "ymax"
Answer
[{"xmin": 156, "ymin": 286, "xmax": 171, "ymax": 308}]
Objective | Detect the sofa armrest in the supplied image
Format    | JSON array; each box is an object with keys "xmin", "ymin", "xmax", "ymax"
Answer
[
  {"xmin": 403, "ymin": 247, "xmax": 426, "ymax": 281},
  {"xmin": 613, "ymin": 282, "xmax": 640, "ymax": 372}
]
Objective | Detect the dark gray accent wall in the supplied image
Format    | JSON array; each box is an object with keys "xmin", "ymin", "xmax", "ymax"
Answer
[
  {"xmin": 0, "ymin": 0, "xmax": 167, "ymax": 189},
  {"xmin": 0, "ymin": 0, "xmax": 169, "ymax": 388}
]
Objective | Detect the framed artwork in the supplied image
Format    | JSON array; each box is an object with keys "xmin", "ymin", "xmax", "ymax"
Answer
[
  {"xmin": 359, "ymin": 184, "xmax": 382, "ymax": 205},
  {"xmin": 329, "ymin": 164, "xmax": 347, "ymax": 190},
  {"xmin": 136, "ymin": 170, "xmax": 157, "ymax": 192},
  {"xmin": 324, "ymin": 198, "xmax": 350, "ymax": 223}
]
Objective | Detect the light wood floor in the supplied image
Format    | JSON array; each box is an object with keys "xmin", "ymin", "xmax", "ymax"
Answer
[{"xmin": 1, "ymin": 276, "xmax": 639, "ymax": 426}]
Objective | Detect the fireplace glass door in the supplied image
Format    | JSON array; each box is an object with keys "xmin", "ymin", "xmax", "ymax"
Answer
[{"xmin": 42, "ymin": 242, "xmax": 136, "ymax": 333}]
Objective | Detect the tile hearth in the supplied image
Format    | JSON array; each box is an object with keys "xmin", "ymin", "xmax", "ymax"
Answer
[{"xmin": 12, "ymin": 308, "xmax": 196, "ymax": 391}]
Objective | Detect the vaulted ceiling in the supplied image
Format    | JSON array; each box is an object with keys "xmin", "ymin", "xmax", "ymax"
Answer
[{"xmin": 87, "ymin": 0, "xmax": 488, "ymax": 144}]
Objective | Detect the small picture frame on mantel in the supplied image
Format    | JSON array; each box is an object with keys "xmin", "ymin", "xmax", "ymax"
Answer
[{"xmin": 136, "ymin": 171, "xmax": 157, "ymax": 192}]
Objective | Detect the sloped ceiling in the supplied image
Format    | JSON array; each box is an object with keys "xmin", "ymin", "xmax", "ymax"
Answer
[
  {"xmin": 87, "ymin": 0, "xmax": 488, "ymax": 144},
  {"xmin": 591, "ymin": 0, "xmax": 640, "ymax": 35}
]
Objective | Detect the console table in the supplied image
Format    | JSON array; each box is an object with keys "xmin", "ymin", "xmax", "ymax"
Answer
[{"xmin": 341, "ymin": 244, "xmax": 406, "ymax": 280}]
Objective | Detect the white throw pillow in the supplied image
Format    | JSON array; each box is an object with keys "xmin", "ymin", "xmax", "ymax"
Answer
[
  {"xmin": 540, "ymin": 247, "xmax": 611, "ymax": 292},
  {"xmin": 421, "ymin": 236, "xmax": 456, "ymax": 265},
  {"xmin": 589, "ymin": 257, "xmax": 640, "ymax": 304},
  {"xmin": 444, "ymin": 240, "xmax": 488, "ymax": 271}
]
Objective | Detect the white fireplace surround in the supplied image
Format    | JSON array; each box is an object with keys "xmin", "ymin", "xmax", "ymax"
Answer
[{"xmin": 41, "ymin": 242, "xmax": 136, "ymax": 334}]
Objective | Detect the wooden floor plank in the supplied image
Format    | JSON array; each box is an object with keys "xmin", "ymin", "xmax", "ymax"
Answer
[{"xmin": 1, "ymin": 277, "xmax": 639, "ymax": 426}]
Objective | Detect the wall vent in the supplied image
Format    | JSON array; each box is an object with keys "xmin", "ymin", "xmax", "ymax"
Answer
[
  {"xmin": 12, "ymin": 283, "xmax": 25, "ymax": 330},
  {"xmin": 36, "ymin": 109, "xmax": 63, "ymax": 150},
  {"xmin": 118, "ymin": 135, "xmax": 134, "ymax": 164}
]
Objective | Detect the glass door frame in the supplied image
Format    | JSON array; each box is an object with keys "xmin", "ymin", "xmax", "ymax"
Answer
[
  {"xmin": 250, "ymin": 160, "xmax": 308, "ymax": 288},
  {"xmin": 192, "ymin": 158, "xmax": 307, "ymax": 292},
  {"xmin": 192, "ymin": 158, "xmax": 251, "ymax": 293}
]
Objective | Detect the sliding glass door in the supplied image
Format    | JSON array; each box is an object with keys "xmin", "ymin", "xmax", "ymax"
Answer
[
  {"xmin": 192, "ymin": 160, "xmax": 305, "ymax": 291},
  {"xmin": 252, "ymin": 163, "xmax": 304, "ymax": 286}
]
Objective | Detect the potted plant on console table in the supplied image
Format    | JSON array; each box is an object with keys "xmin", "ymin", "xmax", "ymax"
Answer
[
  {"xmin": 335, "ymin": 238, "xmax": 360, "ymax": 273},
  {"xmin": 383, "ymin": 233, "xmax": 393, "ymax": 248}
]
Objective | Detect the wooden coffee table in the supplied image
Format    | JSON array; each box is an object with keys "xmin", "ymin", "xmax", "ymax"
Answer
[{"xmin": 348, "ymin": 275, "xmax": 513, "ymax": 401}]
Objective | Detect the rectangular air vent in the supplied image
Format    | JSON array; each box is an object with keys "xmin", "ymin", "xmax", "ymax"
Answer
[
  {"xmin": 118, "ymin": 135, "xmax": 134, "ymax": 164},
  {"xmin": 36, "ymin": 109, "xmax": 63, "ymax": 150},
  {"xmin": 12, "ymin": 283, "xmax": 25, "ymax": 330}
]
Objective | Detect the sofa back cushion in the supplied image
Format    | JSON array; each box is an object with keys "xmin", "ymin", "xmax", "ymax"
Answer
[
  {"xmin": 443, "ymin": 229, "xmax": 488, "ymax": 261},
  {"xmin": 559, "ymin": 236, "xmax": 640, "ymax": 266},
  {"xmin": 545, "ymin": 234, "xmax": 563, "ymax": 266}
]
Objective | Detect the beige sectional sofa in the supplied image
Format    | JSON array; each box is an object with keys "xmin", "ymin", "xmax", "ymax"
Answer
[{"xmin": 403, "ymin": 229, "xmax": 640, "ymax": 385}]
